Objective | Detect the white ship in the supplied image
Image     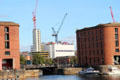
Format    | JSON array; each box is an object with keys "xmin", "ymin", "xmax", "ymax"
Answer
[
  {"xmin": 104, "ymin": 67, "xmax": 120, "ymax": 75},
  {"xmin": 79, "ymin": 67, "xmax": 100, "ymax": 75}
]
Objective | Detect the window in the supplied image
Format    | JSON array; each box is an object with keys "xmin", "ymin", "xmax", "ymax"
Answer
[
  {"xmin": 5, "ymin": 27, "xmax": 9, "ymax": 32},
  {"xmin": 88, "ymin": 32, "xmax": 90, "ymax": 35},
  {"xmin": 97, "ymin": 58, "xmax": 99, "ymax": 63},
  {"xmin": 96, "ymin": 35, "xmax": 98, "ymax": 41},
  {"xmin": 89, "ymin": 50, "xmax": 91, "ymax": 55},
  {"xmin": 96, "ymin": 42, "xmax": 98, "ymax": 48},
  {"xmin": 5, "ymin": 51, "xmax": 10, "ymax": 55},
  {"xmin": 5, "ymin": 42, "xmax": 9, "ymax": 49},
  {"xmin": 115, "ymin": 40, "xmax": 119, "ymax": 47},
  {"xmin": 101, "ymin": 50, "xmax": 104, "ymax": 55},
  {"xmin": 96, "ymin": 30, "xmax": 97, "ymax": 35},
  {"xmin": 89, "ymin": 58, "xmax": 91, "ymax": 64},
  {"xmin": 5, "ymin": 34, "xmax": 9, "ymax": 40},
  {"xmin": 115, "ymin": 49, "xmax": 119, "ymax": 52},
  {"xmin": 94, "ymin": 58, "xmax": 96, "ymax": 64},
  {"xmin": 102, "ymin": 57, "xmax": 104, "ymax": 64},
  {"xmin": 97, "ymin": 50, "xmax": 99, "ymax": 54},
  {"xmin": 115, "ymin": 28, "xmax": 118, "ymax": 34},
  {"xmin": 101, "ymin": 43, "xmax": 103, "ymax": 48},
  {"xmin": 115, "ymin": 34, "xmax": 118, "ymax": 39}
]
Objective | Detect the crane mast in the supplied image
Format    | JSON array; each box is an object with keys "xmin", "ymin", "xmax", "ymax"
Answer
[
  {"xmin": 52, "ymin": 13, "xmax": 68, "ymax": 43},
  {"xmin": 32, "ymin": 0, "xmax": 38, "ymax": 29},
  {"xmin": 109, "ymin": 6, "xmax": 115, "ymax": 23}
]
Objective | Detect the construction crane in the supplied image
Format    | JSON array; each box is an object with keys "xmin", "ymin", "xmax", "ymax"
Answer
[
  {"xmin": 109, "ymin": 6, "xmax": 115, "ymax": 23},
  {"xmin": 52, "ymin": 13, "xmax": 68, "ymax": 43},
  {"xmin": 32, "ymin": 0, "xmax": 38, "ymax": 29}
]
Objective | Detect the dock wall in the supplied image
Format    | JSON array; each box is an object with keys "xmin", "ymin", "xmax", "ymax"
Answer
[
  {"xmin": 56, "ymin": 67, "xmax": 82, "ymax": 75},
  {"xmin": 0, "ymin": 69, "xmax": 42, "ymax": 79}
]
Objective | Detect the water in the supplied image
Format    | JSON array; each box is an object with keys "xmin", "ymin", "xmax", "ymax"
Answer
[{"xmin": 26, "ymin": 75, "xmax": 120, "ymax": 80}]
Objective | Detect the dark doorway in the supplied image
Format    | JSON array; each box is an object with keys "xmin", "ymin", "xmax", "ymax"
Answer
[
  {"xmin": 2, "ymin": 59, "xmax": 13, "ymax": 70},
  {"xmin": 114, "ymin": 56, "xmax": 120, "ymax": 65}
]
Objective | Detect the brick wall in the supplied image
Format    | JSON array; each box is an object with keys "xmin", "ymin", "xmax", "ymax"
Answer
[{"xmin": 0, "ymin": 22, "xmax": 20, "ymax": 70}]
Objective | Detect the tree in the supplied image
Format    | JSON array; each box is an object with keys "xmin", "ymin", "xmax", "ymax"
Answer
[
  {"xmin": 70, "ymin": 56, "xmax": 78, "ymax": 65},
  {"xmin": 32, "ymin": 53, "xmax": 45, "ymax": 65},
  {"xmin": 20, "ymin": 55, "xmax": 26, "ymax": 65},
  {"xmin": 45, "ymin": 58, "xmax": 53, "ymax": 65}
]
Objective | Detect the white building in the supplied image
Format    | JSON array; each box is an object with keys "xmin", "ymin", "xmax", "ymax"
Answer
[
  {"xmin": 31, "ymin": 29, "xmax": 41, "ymax": 52},
  {"xmin": 44, "ymin": 42, "xmax": 75, "ymax": 58}
]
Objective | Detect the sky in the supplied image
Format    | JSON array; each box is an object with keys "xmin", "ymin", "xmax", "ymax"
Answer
[{"xmin": 0, "ymin": 0, "xmax": 120, "ymax": 51}]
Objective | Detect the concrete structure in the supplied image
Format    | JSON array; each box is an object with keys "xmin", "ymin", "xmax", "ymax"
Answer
[
  {"xmin": 56, "ymin": 68, "xmax": 82, "ymax": 75},
  {"xmin": 76, "ymin": 23, "xmax": 120, "ymax": 66},
  {"xmin": 31, "ymin": 29, "xmax": 41, "ymax": 52},
  {"xmin": 0, "ymin": 70, "xmax": 41, "ymax": 79},
  {"xmin": 0, "ymin": 22, "xmax": 20, "ymax": 70},
  {"xmin": 44, "ymin": 42, "xmax": 75, "ymax": 58}
]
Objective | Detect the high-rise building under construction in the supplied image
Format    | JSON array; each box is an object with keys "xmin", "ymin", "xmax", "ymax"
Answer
[{"xmin": 31, "ymin": 28, "xmax": 41, "ymax": 52}]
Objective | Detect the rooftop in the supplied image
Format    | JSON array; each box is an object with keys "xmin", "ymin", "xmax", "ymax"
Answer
[
  {"xmin": 77, "ymin": 23, "xmax": 120, "ymax": 32},
  {"xmin": 0, "ymin": 21, "xmax": 19, "ymax": 26},
  {"xmin": 98, "ymin": 23, "xmax": 120, "ymax": 27}
]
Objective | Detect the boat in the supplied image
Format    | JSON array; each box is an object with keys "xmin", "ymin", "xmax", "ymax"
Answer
[
  {"xmin": 78, "ymin": 67, "xmax": 100, "ymax": 75},
  {"xmin": 104, "ymin": 66, "xmax": 120, "ymax": 75}
]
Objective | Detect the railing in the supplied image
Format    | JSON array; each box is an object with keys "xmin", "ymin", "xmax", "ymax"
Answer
[{"xmin": 25, "ymin": 64, "xmax": 56, "ymax": 69}]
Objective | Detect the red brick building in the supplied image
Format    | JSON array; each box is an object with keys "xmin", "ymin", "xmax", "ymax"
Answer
[
  {"xmin": 76, "ymin": 23, "xmax": 120, "ymax": 66},
  {"xmin": 0, "ymin": 22, "xmax": 20, "ymax": 70}
]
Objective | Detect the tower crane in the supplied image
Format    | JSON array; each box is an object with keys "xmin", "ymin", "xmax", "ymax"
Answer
[
  {"xmin": 32, "ymin": 0, "xmax": 38, "ymax": 29},
  {"xmin": 52, "ymin": 13, "xmax": 68, "ymax": 43},
  {"xmin": 109, "ymin": 6, "xmax": 115, "ymax": 23}
]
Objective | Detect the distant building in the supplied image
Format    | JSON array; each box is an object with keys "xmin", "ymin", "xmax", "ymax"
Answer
[
  {"xmin": 31, "ymin": 29, "xmax": 41, "ymax": 52},
  {"xmin": 44, "ymin": 42, "xmax": 75, "ymax": 59},
  {"xmin": 21, "ymin": 51, "xmax": 31, "ymax": 65},
  {"xmin": 20, "ymin": 51, "xmax": 31, "ymax": 60},
  {"xmin": 21, "ymin": 51, "xmax": 29, "ymax": 56},
  {"xmin": 31, "ymin": 51, "xmax": 49, "ymax": 58},
  {"xmin": 0, "ymin": 22, "xmax": 20, "ymax": 70},
  {"xmin": 41, "ymin": 43, "xmax": 47, "ymax": 51},
  {"xmin": 76, "ymin": 23, "xmax": 120, "ymax": 66}
]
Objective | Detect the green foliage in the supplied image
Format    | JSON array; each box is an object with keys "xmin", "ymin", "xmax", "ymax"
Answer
[
  {"xmin": 20, "ymin": 55, "xmax": 26, "ymax": 65},
  {"xmin": 32, "ymin": 54, "xmax": 45, "ymax": 65},
  {"xmin": 45, "ymin": 58, "xmax": 53, "ymax": 65},
  {"xmin": 70, "ymin": 56, "xmax": 77, "ymax": 64}
]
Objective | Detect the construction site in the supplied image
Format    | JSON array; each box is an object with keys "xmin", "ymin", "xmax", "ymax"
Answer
[{"xmin": 0, "ymin": 0, "xmax": 120, "ymax": 79}]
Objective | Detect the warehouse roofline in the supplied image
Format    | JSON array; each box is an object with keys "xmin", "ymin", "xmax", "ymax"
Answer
[
  {"xmin": 76, "ymin": 23, "xmax": 120, "ymax": 32},
  {"xmin": 0, "ymin": 21, "xmax": 19, "ymax": 26}
]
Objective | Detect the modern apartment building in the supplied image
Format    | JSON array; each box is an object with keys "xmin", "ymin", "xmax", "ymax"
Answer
[
  {"xmin": 0, "ymin": 22, "xmax": 20, "ymax": 70},
  {"xmin": 76, "ymin": 23, "xmax": 120, "ymax": 66},
  {"xmin": 31, "ymin": 29, "xmax": 41, "ymax": 52}
]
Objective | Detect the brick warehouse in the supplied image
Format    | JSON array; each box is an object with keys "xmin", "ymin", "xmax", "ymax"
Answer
[
  {"xmin": 0, "ymin": 22, "xmax": 20, "ymax": 70},
  {"xmin": 76, "ymin": 23, "xmax": 120, "ymax": 66}
]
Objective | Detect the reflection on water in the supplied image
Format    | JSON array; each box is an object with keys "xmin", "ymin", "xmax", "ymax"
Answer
[
  {"xmin": 26, "ymin": 75, "xmax": 81, "ymax": 80},
  {"xmin": 26, "ymin": 75, "xmax": 120, "ymax": 80},
  {"xmin": 102, "ymin": 75, "xmax": 120, "ymax": 80},
  {"xmin": 80, "ymin": 75, "xmax": 120, "ymax": 80}
]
